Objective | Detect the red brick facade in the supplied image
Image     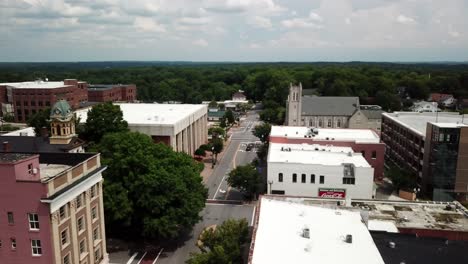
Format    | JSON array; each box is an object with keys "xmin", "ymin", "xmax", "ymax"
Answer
[{"xmin": 87, "ymin": 84, "xmax": 136, "ymax": 103}]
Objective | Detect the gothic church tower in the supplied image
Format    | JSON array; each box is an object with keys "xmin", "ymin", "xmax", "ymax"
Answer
[{"xmin": 285, "ymin": 83, "xmax": 302, "ymax": 126}]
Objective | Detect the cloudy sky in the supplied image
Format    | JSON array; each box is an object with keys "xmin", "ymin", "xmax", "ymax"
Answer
[{"xmin": 1, "ymin": 0, "xmax": 467, "ymax": 62}]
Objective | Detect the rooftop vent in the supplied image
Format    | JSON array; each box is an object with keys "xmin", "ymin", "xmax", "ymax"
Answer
[
  {"xmin": 345, "ymin": 234, "xmax": 352, "ymax": 243},
  {"xmin": 326, "ymin": 137, "xmax": 329, "ymax": 140},
  {"xmin": 389, "ymin": 241, "xmax": 396, "ymax": 249},
  {"xmin": 302, "ymin": 228, "xmax": 310, "ymax": 239},
  {"xmin": 348, "ymin": 151, "xmax": 353, "ymax": 157}
]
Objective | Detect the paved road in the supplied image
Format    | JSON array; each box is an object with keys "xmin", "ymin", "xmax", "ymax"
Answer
[
  {"xmin": 206, "ymin": 110, "xmax": 261, "ymax": 200},
  {"xmin": 156, "ymin": 203, "xmax": 256, "ymax": 264}
]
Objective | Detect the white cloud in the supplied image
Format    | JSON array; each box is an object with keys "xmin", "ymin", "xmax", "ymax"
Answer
[
  {"xmin": 281, "ymin": 18, "xmax": 322, "ymax": 29},
  {"xmin": 193, "ymin": 38, "xmax": 208, "ymax": 47},
  {"xmin": 309, "ymin": 12, "xmax": 323, "ymax": 22},
  {"xmin": 179, "ymin": 16, "xmax": 212, "ymax": 25},
  {"xmin": 396, "ymin": 14, "xmax": 416, "ymax": 24},
  {"xmin": 134, "ymin": 17, "xmax": 166, "ymax": 32},
  {"xmin": 248, "ymin": 16, "xmax": 272, "ymax": 29},
  {"xmin": 249, "ymin": 43, "xmax": 261, "ymax": 49},
  {"xmin": 204, "ymin": 0, "xmax": 286, "ymax": 15}
]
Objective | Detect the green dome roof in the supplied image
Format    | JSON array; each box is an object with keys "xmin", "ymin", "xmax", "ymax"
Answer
[{"xmin": 50, "ymin": 100, "xmax": 72, "ymax": 120}]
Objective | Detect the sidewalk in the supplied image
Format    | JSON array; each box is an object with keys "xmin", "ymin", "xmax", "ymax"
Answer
[{"xmin": 200, "ymin": 133, "xmax": 232, "ymax": 183}]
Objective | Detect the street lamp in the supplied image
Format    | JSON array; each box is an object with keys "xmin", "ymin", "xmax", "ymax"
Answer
[
  {"xmin": 268, "ymin": 180, "xmax": 273, "ymax": 194},
  {"xmin": 211, "ymin": 146, "xmax": 215, "ymax": 168}
]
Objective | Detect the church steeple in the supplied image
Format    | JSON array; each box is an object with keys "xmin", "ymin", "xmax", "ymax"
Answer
[{"xmin": 49, "ymin": 100, "xmax": 76, "ymax": 145}]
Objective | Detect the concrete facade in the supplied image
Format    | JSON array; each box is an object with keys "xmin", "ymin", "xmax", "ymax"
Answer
[{"xmin": 0, "ymin": 152, "xmax": 108, "ymax": 264}]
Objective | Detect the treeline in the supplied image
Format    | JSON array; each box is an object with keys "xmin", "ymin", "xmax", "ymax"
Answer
[{"xmin": 1, "ymin": 63, "xmax": 468, "ymax": 118}]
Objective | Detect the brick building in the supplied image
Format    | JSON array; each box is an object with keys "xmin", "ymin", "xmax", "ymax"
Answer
[
  {"xmin": 0, "ymin": 79, "xmax": 88, "ymax": 122},
  {"xmin": 269, "ymin": 126, "xmax": 385, "ymax": 180},
  {"xmin": 382, "ymin": 112, "xmax": 468, "ymax": 201},
  {"xmin": 87, "ymin": 84, "xmax": 136, "ymax": 103},
  {"xmin": 0, "ymin": 152, "xmax": 108, "ymax": 264}
]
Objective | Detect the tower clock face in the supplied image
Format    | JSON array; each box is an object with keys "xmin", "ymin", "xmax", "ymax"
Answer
[{"xmin": 55, "ymin": 109, "xmax": 61, "ymax": 115}]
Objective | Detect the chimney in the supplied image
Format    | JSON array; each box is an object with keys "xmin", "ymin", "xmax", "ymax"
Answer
[
  {"xmin": 3, "ymin": 141, "xmax": 11, "ymax": 152},
  {"xmin": 40, "ymin": 127, "xmax": 49, "ymax": 139}
]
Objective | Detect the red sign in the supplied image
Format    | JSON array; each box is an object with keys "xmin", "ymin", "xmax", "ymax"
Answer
[{"xmin": 318, "ymin": 188, "xmax": 346, "ymax": 199}]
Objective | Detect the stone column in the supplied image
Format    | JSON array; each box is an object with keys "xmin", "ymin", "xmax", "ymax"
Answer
[
  {"xmin": 98, "ymin": 180, "xmax": 109, "ymax": 264},
  {"xmin": 70, "ymin": 200, "xmax": 80, "ymax": 264},
  {"xmin": 51, "ymin": 211, "xmax": 62, "ymax": 264}
]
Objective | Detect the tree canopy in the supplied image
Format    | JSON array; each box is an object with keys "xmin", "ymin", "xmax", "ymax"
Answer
[
  {"xmin": 252, "ymin": 123, "xmax": 271, "ymax": 143},
  {"xmin": 96, "ymin": 131, "xmax": 208, "ymax": 240},
  {"xmin": 82, "ymin": 102, "xmax": 128, "ymax": 143},
  {"xmin": 27, "ymin": 108, "xmax": 51, "ymax": 136},
  {"xmin": 227, "ymin": 164, "xmax": 261, "ymax": 199},
  {"xmin": 187, "ymin": 219, "xmax": 250, "ymax": 264}
]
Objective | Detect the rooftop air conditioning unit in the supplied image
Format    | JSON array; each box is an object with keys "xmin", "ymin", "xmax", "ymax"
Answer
[{"xmin": 32, "ymin": 168, "xmax": 38, "ymax": 175}]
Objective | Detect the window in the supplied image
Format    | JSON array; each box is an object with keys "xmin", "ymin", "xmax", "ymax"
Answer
[
  {"xmin": 79, "ymin": 239, "xmax": 86, "ymax": 254},
  {"xmin": 38, "ymin": 101, "xmax": 43, "ymax": 107},
  {"xmin": 59, "ymin": 205, "xmax": 67, "ymax": 221},
  {"xmin": 0, "ymin": 239, "xmax": 2, "ymax": 248},
  {"xmin": 28, "ymin": 164, "xmax": 33, "ymax": 174},
  {"xmin": 7, "ymin": 212, "xmax": 14, "ymax": 224},
  {"xmin": 45, "ymin": 101, "xmax": 50, "ymax": 106},
  {"xmin": 63, "ymin": 254, "xmax": 70, "ymax": 264},
  {"xmin": 310, "ymin": 174, "xmax": 315, "ymax": 183},
  {"xmin": 24, "ymin": 101, "xmax": 28, "ymax": 106},
  {"xmin": 28, "ymin": 213, "xmax": 40, "ymax": 230},
  {"xmin": 292, "ymin": 173, "xmax": 297, "ymax": 183},
  {"xmin": 61, "ymin": 229, "xmax": 68, "ymax": 246},
  {"xmin": 16, "ymin": 101, "xmax": 20, "ymax": 106},
  {"xmin": 343, "ymin": 178, "xmax": 356, "ymax": 185},
  {"xmin": 93, "ymin": 227, "xmax": 99, "ymax": 240},
  {"xmin": 278, "ymin": 173, "xmax": 283, "ymax": 182},
  {"xmin": 31, "ymin": 101, "xmax": 36, "ymax": 106},
  {"xmin": 301, "ymin": 174, "xmax": 306, "ymax": 183},
  {"xmin": 31, "ymin": 239, "xmax": 42, "ymax": 256},
  {"xmin": 91, "ymin": 206, "xmax": 97, "ymax": 220},
  {"xmin": 337, "ymin": 119, "xmax": 341, "ymax": 128},
  {"xmin": 11, "ymin": 238, "xmax": 16, "ymax": 249},
  {"xmin": 319, "ymin": 175, "xmax": 325, "ymax": 184},
  {"xmin": 327, "ymin": 119, "xmax": 332, "ymax": 127},
  {"xmin": 95, "ymin": 248, "xmax": 101, "ymax": 262},
  {"xmin": 76, "ymin": 194, "xmax": 82, "ymax": 208},
  {"xmin": 90, "ymin": 185, "xmax": 96, "ymax": 198},
  {"xmin": 361, "ymin": 151, "xmax": 365, "ymax": 157},
  {"xmin": 319, "ymin": 119, "xmax": 323, "ymax": 127},
  {"xmin": 77, "ymin": 216, "xmax": 84, "ymax": 232},
  {"xmin": 371, "ymin": 151, "xmax": 377, "ymax": 159}
]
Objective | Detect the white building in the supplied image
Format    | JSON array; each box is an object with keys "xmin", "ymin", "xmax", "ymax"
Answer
[
  {"xmin": 410, "ymin": 101, "xmax": 440, "ymax": 112},
  {"xmin": 76, "ymin": 103, "xmax": 208, "ymax": 155},
  {"xmin": 249, "ymin": 196, "xmax": 385, "ymax": 264},
  {"xmin": 267, "ymin": 143, "xmax": 374, "ymax": 199}
]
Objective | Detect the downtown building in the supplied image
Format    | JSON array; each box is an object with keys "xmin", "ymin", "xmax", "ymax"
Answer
[
  {"xmin": 381, "ymin": 112, "xmax": 468, "ymax": 201},
  {"xmin": 0, "ymin": 151, "xmax": 108, "ymax": 264},
  {"xmin": 0, "ymin": 79, "xmax": 88, "ymax": 122},
  {"xmin": 267, "ymin": 142, "xmax": 375, "ymax": 199},
  {"xmin": 87, "ymin": 84, "xmax": 136, "ymax": 103},
  {"xmin": 76, "ymin": 103, "xmax": 208, "ymax": 155}
]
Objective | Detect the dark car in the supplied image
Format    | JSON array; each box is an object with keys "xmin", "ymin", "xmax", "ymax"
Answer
[{"xmin": 246, "ymin": 143, "xmax": 254, "ymax": 151}]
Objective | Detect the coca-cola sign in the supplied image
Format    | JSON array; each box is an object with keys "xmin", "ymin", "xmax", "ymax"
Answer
[{"xmin": 318, "ymin": 188, "xmax": 346, "ymax": 199}]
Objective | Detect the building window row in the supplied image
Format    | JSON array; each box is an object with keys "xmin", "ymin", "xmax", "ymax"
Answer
[
  {"xmin": 278, "ymin": 173, "xmax": 325, "ymax": 184},
  {"xmin": 5, "ymin": 212, "xmax": 40, "ymax": 231}
]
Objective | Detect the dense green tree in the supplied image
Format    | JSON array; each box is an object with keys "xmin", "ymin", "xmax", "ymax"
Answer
[
  {"xmin": 187, "ymin": 219, "xmax": 249, "ymax": 264},
  {"xmin": 96, "ymin": 132, "xmax": 207, "ymax": 239},
  {"xmin": 27, "ymin": 108, "xmax": 51, "ymax": 136},
  {"xmin": 195, "ymin": 148, "xmax": 206, "ymax": 156},
  {"xmin": 208, "ymin": 127, "xmax": 226, "ymax": 138},
  {"xmin": 376, "ymin": 90, "xmax": 402, "ymax": 112},
  {"xmin": 208, "ymin": 100, "xmax": 218, "ymax": 108},
  {"xmin": 82, "ymin": 102, "xmax": 128, "ymax": 143},
  {"xmin": 224, "ymin": 110, "xmax": 235, "ymax": 124},
  {"xmin": 212, "ymin": 138, "xmax": 224, "ymax": 157},
  {"xmin": 227, "ymin": 164, "xmax": 261, "ymax": 199},
  {"xmin": 252, "ymin": 123, "xmax": 271, "ymax": 143}
]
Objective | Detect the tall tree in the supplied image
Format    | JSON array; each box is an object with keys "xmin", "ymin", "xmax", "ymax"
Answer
[
  {"xmin": 187, "ymin": 219, "xmax": 249, "ymax": 264},
  {"xmin": 96, "ymin": 131, "xmax": 208, "ymax": 240},
  {"xmin": 82, "ymin": 102, "xmax": 128, "ymax": 143},
  {"xmin": 27, "ymin": 108, "xmax": 51, "ymax": 136},
  {"xmin": 224, "ymin": 109, "xmax": 235, "ymax": 124},
  {"xmin": 252, "ymin": 123, "xmax": 271, "ymax": 143},
  {"xmin": 227, "ymin": 164, "xmax": 261, "ymax": 199}
]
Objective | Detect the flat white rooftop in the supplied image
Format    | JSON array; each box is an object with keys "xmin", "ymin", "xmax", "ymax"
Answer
[
  {"xmin": 270, "ymin": 126, "xmax": 380, "ymax": 143},
  {"xmin": 0, "ymin": 81, "xmax": 71, "ymax": 89},
  {"xmin": 383, "ymin": 112, "xmax": 468, "ymax": 136},
  {"xmin": 268, "ymin": 143, "xmax": 370, "ymax": 167},
  {"xmin": 76, "ymin": 103, "xmax": 207, "ymax": 126},
  {"xmin": 251, "ymin": 197, "xmax": 385, "ymax": 264},
  {"xmin": 3, "ymin": 127, "xmax": 35, "ymax": 136}
]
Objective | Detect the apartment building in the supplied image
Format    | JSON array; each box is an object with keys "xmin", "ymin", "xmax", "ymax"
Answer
[
  {"xmin": 267, "ymin": 142, "xmax": 375, "ymax": 199},
  {"xmin": 0, "ymin": 152, "xmax": 108, "ymax": 264},
  {"xmin": 382, "ymin": 112, "xmax": 468, "ymax": 201},
  {"xmin": 0, "ymin": 79, "xmax": 88, "ymax": 122},
  {"xmin": 269, "ymin": 126, "xmax": 385, "ymax": 179}
]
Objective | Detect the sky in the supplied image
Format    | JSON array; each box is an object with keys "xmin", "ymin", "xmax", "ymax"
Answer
[{"xmin": 1, "ymin": 0, "xmax": 468, "ymax": 62}]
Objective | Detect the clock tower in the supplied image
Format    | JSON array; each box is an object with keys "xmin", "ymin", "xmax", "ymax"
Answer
[{"xmin": 49, "ymin": 100, "xmax": 76, "ymax": 145}]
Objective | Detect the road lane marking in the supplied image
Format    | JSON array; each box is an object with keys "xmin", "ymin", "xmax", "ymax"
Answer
[
  {"xmin": 137, "ymin": 252, "xmax": 147, "ymax": 264},
  {"xmin": 213, "ymin": 173, "xmax": 229, "ymax": 199},
  {"xmin": 152, "ymin": 248, "xmax": 164, "ymax": 264},
  {"xmin": 126, "ymin": 252, "xmax": 138, "ymax": 264},
  {"xmin": 232, "ymin": 143, "xmax": 241, "ymax": 169}
]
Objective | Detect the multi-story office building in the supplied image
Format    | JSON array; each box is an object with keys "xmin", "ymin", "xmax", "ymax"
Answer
[
  {"xmin": 382, "ymin": 112, "xmax": 468, "ymax": 201},
  {"xmin": 76, "ymin": 103, "xmax": 208, "ymax": 155},
  {"xmin": 0, "ymin": 152, "xmax": 108, "ymax": 264},
  {"xmin": 269, "ymin": 126, "xmax": 385, "ymax": 179},
  {"xmin": 267, "ymin": 142, "xmax": 375, "ymax": 199},
  {"xmin": 0, "ymin": 79, "xmax": 88, "ymax": 122},
  {"xmin": 87, "ymin": 84, "xmax": 136, "ymax": 102}
]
